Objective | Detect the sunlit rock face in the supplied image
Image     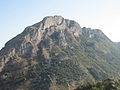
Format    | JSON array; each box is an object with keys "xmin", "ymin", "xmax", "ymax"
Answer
[{"xmin": 0, "ymin": 15, "xmax": 82, "ymax": 61}]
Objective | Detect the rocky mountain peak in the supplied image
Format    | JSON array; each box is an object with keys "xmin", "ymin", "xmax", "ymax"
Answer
[
  {"xmin": 42, "ymin": 15, "xmax": 64, "ymax": 29},
  {"xmin": 31, "ymin": 15, "xmax": 64, "ymax": 29},
  {"xmin": 0, "ymin": 16, "xmax": 82, "ymax": 68},
  {"xmin": 1, "ymin": 16, "xmax": 120, "ymax": 90},
  {"xmin": 23, "ymin": 15, "xmax": 82, "ymax": 37}
]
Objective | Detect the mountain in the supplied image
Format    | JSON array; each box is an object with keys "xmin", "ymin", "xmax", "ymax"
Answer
[
  {"xmin": 0, "ymin": 15, "xmax": 120, "ymax": 90},
  {"xmin": 116, "ymin": 42, "xmax": 120, "ymax": 48}
]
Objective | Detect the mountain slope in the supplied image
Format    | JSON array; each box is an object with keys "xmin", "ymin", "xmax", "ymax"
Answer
[
  {"xmin": 75, "ymin": 79, "xmax": 120, "ymax": 90},
  {"xmin": 116, "ymin": 42, "xmax": 120, "ymax": 48},
  {"xmin": 0, "ymin": 16, "xmax": 120, "ymax": 90}
]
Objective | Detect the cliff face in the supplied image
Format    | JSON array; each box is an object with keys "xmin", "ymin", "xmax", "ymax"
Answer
[
  {"xmin": 0, "ymin": 16, "xmax": 81, "ymax": 60},
  {"xmin": 0, "ymin": 16, "xmax": 120, "ymax": 90}
]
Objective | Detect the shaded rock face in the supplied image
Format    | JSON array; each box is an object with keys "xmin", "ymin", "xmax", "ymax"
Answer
[{"xmin": 0, "ymin": 16, "xmax": 120, "ymax": 90}]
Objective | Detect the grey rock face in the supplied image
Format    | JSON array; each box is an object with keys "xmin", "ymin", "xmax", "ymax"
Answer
[
  {"xmin": 0, "ymin": 16, "xmax": 82, "ymax": 69},
  {"xmin": 82, "ymin": 27, "xmax": 105, "ymax": 38}
]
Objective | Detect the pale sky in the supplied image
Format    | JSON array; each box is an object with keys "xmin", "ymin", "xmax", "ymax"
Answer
[{"xmin": 0, "ymin": 0, "xmax": 120, "ymax": 49}]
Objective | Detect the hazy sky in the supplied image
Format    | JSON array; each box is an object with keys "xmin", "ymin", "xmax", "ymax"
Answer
[{"xmin": 0, "ymin": 0, "xmax": 120, "ymax": 49}]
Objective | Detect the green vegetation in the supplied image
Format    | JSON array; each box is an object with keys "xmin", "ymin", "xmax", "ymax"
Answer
[{"xmin": 75, "ymin": 79, "xmax": 120, "ymax": 90}]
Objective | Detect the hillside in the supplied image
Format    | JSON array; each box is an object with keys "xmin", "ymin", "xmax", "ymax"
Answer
[
  {"xmin": 75, "ymin": 79, "xmax": 120, "ymax": 90},
  {"xmin": 116, "ymin": 42, "xmax": 120, "ymax": 48},
  {"xmin": 0, "ymin": 16, "xmax": 120, "ymax": 90}
]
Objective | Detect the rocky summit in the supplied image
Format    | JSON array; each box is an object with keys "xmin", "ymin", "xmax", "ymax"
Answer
[{"xmin": 0, "ymin": 15, "xmax": 120, "ymax": 90}]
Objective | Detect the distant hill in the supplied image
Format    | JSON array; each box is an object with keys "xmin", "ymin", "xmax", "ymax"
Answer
[{"xmin": 0, "ymin": 16, "xmax": 120, "ymax": 90}]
